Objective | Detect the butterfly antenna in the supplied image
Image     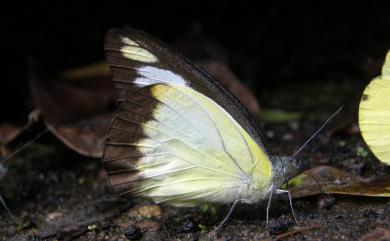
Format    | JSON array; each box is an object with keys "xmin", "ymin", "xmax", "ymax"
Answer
[
  {"xmin": 0, "ymin": 127, "xmax": 50, "ymax": 165},
  {"xmin": 302, "ymin": 171, "xmax": 323, "ymax": 194},
  {"xmin": 291, "ymin": 106, "xmax": 343, "ymax": 160},
  {"xmin": 266, "ymin": 184, "xmax": 275, "ymax": 229},
  {"xmin": 0, "ymin": 194, "xmax": 14, "ymax": 218}
]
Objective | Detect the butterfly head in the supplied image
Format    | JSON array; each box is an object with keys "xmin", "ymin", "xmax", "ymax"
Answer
[{"xmin": 272, "ymin": 156, "xmax": 300, "ymax": 188}]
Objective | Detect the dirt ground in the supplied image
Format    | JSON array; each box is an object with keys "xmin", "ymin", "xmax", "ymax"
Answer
[{"xmin": 0, "ymin": 78, "xmax": 388, "ymax": 241}]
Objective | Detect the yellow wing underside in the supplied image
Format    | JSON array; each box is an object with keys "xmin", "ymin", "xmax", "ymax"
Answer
[
  {"xmin": 106, "ymin": 84, "xmax": 273, "ymax": 206},
  {"xmin": 359, "ymin": 50, "xmax": 390, "ymax": 165}
]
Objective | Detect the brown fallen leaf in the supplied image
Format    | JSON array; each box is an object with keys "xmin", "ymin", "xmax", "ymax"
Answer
[
  {"xmin": 0, "ymin": 124, "xmax": 22, "ymax": 146},
  {"xmin": 287, "ymin": 165, "xmax": 390, "ymax": 198},
  {"xmin": 46, "ymin": 113, "xmax": 113, "ymax": 158},
  {"xmin": 135, "ymin": 205, "xmax": 162, "ymax": 219},
  {"xmin": 0, "ymin": 124, "xmax": 23, "ymax": 157},
  {"xmin": 60, "ymin": 62, "xmax": 110, "ymax": 80},
  {"xmin": 30, "ymin": 70, "xmax": 114, "ymax": 123},
  {"xmin": 199, "ymin": 60, "xmax": 261, "ymax": 118},
  {"xmin": 38, "ymin": 200, "xmax": 131, "ymax": 241},
  {"xmin": 0, "ymin": 118, "xmax": 48, "ymax": 163},
  {"xmin": 26, "ymin": 62, "xmax": 115, "ymax": 157},
  {"xmin": 175, "ymin": 32, "xmax": 261, "ymax": 117},
  {"xmin": 261, "ymin": 224, "xmax": 322, "ymax": 241},
  {"xmin": 359, "ymin": 227, "xmax": 390, "ymax": 241},
  {"xmin": 135, "ymin": 220, "xmax": 161, "ymax": 232}
]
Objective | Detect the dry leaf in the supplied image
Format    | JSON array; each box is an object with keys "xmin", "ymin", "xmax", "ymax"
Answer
[
  {"xmin": 47, "ymin": 113, "xmax": 113, "ymax": 158},
  {"xmin": 287, "ymin": 165, "xmax": 390, "ymax": 198},
  {"xmin": 0, "ymin": 124, "xmax": 22, "ymax": 145},
  {"xmin": 359, "ymin": 227, "xmax": 390, "ymax": 241},
  {"xmin": 199, "ymin": 60, "xmax": 261, "ymax": 117},
  {"xmin": 30, "ymin": 70, "xmax": 113, "ymax": 123},
  {"xmin": 28, "ymin": 63, "xmax": 115, "ymax": 157}
]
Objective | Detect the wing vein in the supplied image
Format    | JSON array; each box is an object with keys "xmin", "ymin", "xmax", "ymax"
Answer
[{"xmin": 165, "ymin": 85, "xmax": 250, "ymax": 173}]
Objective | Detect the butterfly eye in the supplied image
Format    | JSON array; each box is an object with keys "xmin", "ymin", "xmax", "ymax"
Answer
[{"xmin": 291, "ymin": 158, "xmax": 299, "ymax": 167}]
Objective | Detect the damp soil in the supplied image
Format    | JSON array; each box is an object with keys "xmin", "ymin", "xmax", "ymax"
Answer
[{"xmin": 0, "ymin": 80, "xmax": 389, "ymax": 241}]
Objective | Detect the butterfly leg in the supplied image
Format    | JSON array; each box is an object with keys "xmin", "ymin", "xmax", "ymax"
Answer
[
  {"xmin": 0, "ymin": 194, "xmax": 13, "ymax": 218},
  {"xmin": 266, "ymin": 186, "xmax": 274, "ymax": 229},
  {"xmin": 276, "ymin": 189, "xmax": 299, "ymax": 225},
  {"xmin": 209, "ymin": 198, "xmax": 250, "ymax": 237}
]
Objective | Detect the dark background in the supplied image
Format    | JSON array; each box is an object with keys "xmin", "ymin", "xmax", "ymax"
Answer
[
  {"xmin": 1, "ymin": 4, "xmax": 390, "ymax": 240},
  {"xmin": 1, "ymin": 2, "xmax": 390, "ymax": 122}
]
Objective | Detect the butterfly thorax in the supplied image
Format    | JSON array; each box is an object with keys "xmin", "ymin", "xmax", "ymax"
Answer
[
  {"xmin": 232, "ymin": 154, "xmax": 275, "ymax": 203},
  {"xmin": 237, "ymin": 175, "xmax": 272, "ymax": 203}
]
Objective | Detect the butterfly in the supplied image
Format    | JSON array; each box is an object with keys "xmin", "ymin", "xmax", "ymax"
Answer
[
  {"xmin": 359, "ymin": 50, "xmax": 390, "ymax": 165},
  {"xmin": 102, "ymin": 28, "xmax": 299, "ymax": 229}
]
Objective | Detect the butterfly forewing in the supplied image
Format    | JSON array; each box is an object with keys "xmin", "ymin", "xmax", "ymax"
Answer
[{"xmin": 104, "ymin": 28, "xmax": 266, "ymax": 147}]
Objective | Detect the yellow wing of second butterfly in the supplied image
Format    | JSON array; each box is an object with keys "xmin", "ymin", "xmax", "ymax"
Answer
[
  {"xmin": 104, "ymin": 84, "xmax": 273, "ymax": 207},
  {"xmin": 359, "ymin": 50, "xmax": 390, "ymax": 165}
]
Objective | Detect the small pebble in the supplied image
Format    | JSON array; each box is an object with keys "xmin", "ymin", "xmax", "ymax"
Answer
[
  {"xmin": 179, "ymin": 218, "xmax": 199, "ymax": 233},
  {"xmin": 317, "ymin": 195, "xmax": 336, "ymax": 209},
  {"xmin": 124, "ymin": 225, "xmax": 142, "ymax": 240},
  {"xmin": 362, "ymin": 208, "xmax": 377, "ymax": 219},
  {"xmin": 216, "ymin": 235, "xmax": 233, "ymax": 241},
  {"xmin": 135, "ymin": 219, "xmax": 160, "ymax": 232},
  {"xmin": 289, "ymin": 121, "xmax": 300, "ymax": 130},
  {"xmin": 359, "ymin": 227, "xmax": 390, "ymax": 241},
  {"xmin": 137, "ymin": 205, "xmax": 161, "ymax": 219},
  {"xmin": 268, "ymin": 217, "xmax": 292, "ymax": 235},
  {"xmin": 266, "ymin": 130, "xmax": 275, "ymax": 138},
  {"xmin": 29, "ymin": 236, "xmax": 40, "ymax": 241},
  {"xmin": 282, "ymin": 133, "xmax": 294, "ymax": 141},
  {"xmin": 377, "ymin": 209, "xmax": 385, "ymax": 221},
  {"xmin": 45, "ymin": 211, "xmax": 63, "ymax": 222}
]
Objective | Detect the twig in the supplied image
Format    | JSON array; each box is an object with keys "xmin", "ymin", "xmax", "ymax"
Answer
[{"xmin": 275, "ymin": 224, "xmax": 321, "ymax": 240}]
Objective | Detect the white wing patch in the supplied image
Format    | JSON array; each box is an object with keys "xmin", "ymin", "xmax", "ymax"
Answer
[
  {"xmin": 120, "ymin": 37, "xmax": 158, "ymax": 63},
  {"xmin": 121, "ymin": 37, "xmax": 140, "ymax": 46},
  {"xmin": 135, "ymin": 66, "xmax": 187, "ymax": 86}
]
